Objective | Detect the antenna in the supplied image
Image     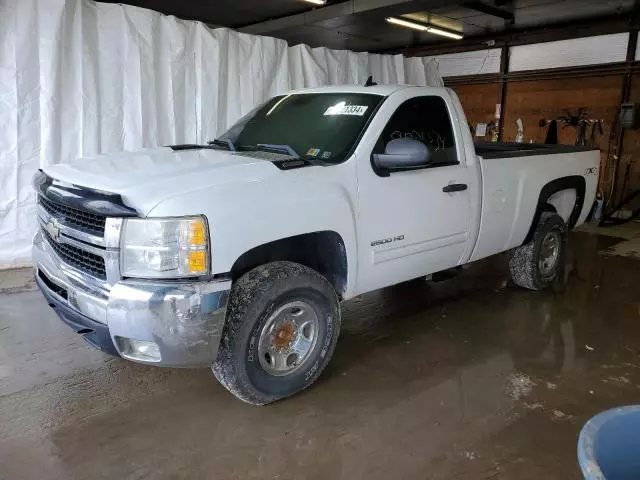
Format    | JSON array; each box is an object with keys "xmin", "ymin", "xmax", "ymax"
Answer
[{"xmin": 364, "ymin": 76, "xmax": 377, "ymax": 87}]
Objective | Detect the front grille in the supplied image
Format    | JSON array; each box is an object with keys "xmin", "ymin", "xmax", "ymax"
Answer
[
  {"xmin": 43, "ymin": 230, "xmax": 106, "ymax": 279},
  {"xmin": 39, "ymin": 195, "xmax": 106, "ymax": 236}
]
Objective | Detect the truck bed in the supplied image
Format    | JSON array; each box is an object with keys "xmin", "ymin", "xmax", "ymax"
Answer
[
  {"xmin": 475, "ymin": 142, "xmax": 597, "ymax": 159},
  {"xmin": 469, "ymin": 143, "xmax": 600, "ymax": 263}
]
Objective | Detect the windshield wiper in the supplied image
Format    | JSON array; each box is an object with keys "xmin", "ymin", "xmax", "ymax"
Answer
[
  {"xmin": 240, "ymin": 143, "xmax": 300, "ymax": 158},
  {"xmin": 208, "ymin": 138, "xmax": 236, "ymax": 151}
]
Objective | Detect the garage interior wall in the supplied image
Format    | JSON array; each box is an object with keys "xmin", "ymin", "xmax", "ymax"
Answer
[
  {"xmin": 0, "ymin": 0, "xmax": 443, "ymax": 269},
  {"xmin": 440, "ymin": 34, "xmax": 637, "ymax": 206},
  {"xmin": 621, "ymin": 79, "xmax": 640, "ymax": 204}
]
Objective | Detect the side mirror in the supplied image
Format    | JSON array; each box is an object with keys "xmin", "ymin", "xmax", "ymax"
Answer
[{"xmin": 372, "ymin": 138, "xmax": 431, "ymax": 171}]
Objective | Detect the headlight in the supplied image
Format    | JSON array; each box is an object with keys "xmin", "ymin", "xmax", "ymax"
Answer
[{"xmin": 121, "ymin": 216, "xmax": 209, "ymax": 278}]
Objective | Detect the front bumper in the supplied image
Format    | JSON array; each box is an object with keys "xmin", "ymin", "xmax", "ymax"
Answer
[{"xmin": 33, "ymin": 231, "xmax": 231, "ymax": 367}]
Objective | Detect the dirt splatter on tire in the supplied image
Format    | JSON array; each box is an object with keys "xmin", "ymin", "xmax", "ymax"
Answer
[
  {"xmin": 509, "ymin": 212, "xmax": 567, "ymax": 291},
  {"xmin": 213, "ymin": 261, "xmax": 341, "ymax": 405}
]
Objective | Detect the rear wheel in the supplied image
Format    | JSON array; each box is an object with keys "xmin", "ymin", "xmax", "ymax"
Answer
[
  {"xmin": 213, "ymin": 261, "xmax": 341, "ymax": 405},
  {"xmin": 509, "ymin": 212, "xmax": 567, "ymax": 290}
]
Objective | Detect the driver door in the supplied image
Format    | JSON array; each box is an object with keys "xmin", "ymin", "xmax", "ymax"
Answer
[{"xmin": 356, "ymin": 94, "xmax": 473, "ymax": 294}]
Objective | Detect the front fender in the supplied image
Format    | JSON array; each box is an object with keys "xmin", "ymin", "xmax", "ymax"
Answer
[{"xmin": 147, "ymin": 163, "xmax": 359, "ymax": 297}]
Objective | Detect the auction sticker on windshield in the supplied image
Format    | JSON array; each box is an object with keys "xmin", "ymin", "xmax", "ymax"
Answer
[{"xmin": 324, "ymin": 102, "xmax": 368, "ymax": 116}]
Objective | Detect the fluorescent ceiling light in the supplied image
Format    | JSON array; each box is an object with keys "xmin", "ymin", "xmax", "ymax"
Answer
[
  {"xmin": 427, "ymin": 26, "xmax": 464, "ymax": 40},
  {"xmin": 386, "ymin": 17, "xmax": 463, "ymax": 40},
  {"xmin": 301, "ymin": 0, "xmax": 326, "ymax": 5},
  {"xmin": 386, "ymin": 17, "xmax": 428, "ymax": 31}
]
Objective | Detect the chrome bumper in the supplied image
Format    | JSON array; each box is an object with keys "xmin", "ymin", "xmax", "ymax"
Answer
[{"xmin": 33, "ymin": 231, "xmax": 231, "ymax": 367}]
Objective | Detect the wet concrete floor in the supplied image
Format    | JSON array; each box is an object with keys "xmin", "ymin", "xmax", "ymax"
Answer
[{"xmin": 1, "ymin": 230, "xmax": 640, "ymax": 479}]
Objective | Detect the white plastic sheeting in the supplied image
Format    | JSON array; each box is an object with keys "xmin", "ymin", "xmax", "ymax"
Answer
[
  {"xmin": 0, "ymin": 0, "xmax": 442, "ymax": 268},
  {"xmin": 424, "ymin": 49, "xmax": 502, "ymax": 77},
  {"xmin": 510, "ymin": 33, "xmax": 630, "ymax": 72}
]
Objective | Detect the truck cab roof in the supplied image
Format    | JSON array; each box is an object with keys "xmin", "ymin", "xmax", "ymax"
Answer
[{"xmin": 284, "ymin": 84, "xmax": 443, "ymax": 97}]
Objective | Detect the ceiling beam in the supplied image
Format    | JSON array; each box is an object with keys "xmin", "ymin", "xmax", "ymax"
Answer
[
  {"xmin": 461, "ymin": 1, "xmax": 514, "ymax": 22},
  {"xmin": 238, "ymin": 0, "xmax": 454, "ymax": 35}
]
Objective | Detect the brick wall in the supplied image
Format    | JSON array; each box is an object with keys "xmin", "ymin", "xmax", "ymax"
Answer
[
  {"xmin": 452, "ymin": 75, "xmax": 633, "ymax": 195},
  {"xmin": 452, "ymin": 83, "xmax": 501, "ymax": 133}
]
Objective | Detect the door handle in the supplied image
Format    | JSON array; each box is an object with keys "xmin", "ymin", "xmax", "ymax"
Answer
[{"xmin": 442, "ymin": 183, "xmax": 468, "ymax": 193}]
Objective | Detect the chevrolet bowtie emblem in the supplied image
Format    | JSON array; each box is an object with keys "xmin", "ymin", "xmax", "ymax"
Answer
[{"xmin": 46, "ymin": 219, "xmax": 61, "ymax": 243}]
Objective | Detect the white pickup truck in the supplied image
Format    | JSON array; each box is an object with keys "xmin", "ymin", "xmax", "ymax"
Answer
[{"xmin": 32, "ymin": 84, "xmax": 599, "ymax": 404}]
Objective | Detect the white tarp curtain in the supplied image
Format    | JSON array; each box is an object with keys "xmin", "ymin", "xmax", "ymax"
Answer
[{"xmin": 0, "ymin": 0, "xmax": 442, "ymax": 268}]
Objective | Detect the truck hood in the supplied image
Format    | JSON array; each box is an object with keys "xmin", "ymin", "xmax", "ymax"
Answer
[{"xmin": 43, "ymin": 147, "xmax": 278, "ymax": 215}]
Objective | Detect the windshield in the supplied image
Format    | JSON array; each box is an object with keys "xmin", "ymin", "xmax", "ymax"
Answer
[{"xmin": 217, "ymin": 93, "xmax": 384, "ymax": 163}]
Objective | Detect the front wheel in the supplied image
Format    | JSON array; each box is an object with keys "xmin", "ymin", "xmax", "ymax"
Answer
[
  {"xmin": 509, "ymin": 212, "xmax": 567, "ymax": 290},
  {"xmin": 213, "ymin": 261, "xmax": 341, "ymax": 405}
]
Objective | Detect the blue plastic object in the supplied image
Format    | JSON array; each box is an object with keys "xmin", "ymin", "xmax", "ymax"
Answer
[{"xmin": 578, "ymin": 405, "xmax": 640, "ymax": 480}]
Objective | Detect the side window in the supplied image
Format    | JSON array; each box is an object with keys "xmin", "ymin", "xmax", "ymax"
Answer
[{"xmin": 374, "ymin": 96, "xmax": 458, "ymax": 167}]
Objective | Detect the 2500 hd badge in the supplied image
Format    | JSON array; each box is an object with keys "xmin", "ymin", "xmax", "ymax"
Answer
[{"xmin": 371, "ymin": 235, "xmax": 405, "ymax": 247}]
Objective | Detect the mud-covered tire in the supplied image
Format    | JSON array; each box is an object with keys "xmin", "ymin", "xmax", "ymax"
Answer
[
  {"xmin": 509, "ymin": 212, "xmax": 567, "ymax": 290},
  {"xmin": 212, "ymin": 261, "xmax": 341, "ymax": 405}
]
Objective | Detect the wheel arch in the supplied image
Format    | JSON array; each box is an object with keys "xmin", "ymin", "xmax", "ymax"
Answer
[
  {"xmin": 229, "ymin": 231, "xmax": 348, "ymax": 298},
  {"xmin": 522, "ymin": 176, "xmax": 585, "ymax": 245}
]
